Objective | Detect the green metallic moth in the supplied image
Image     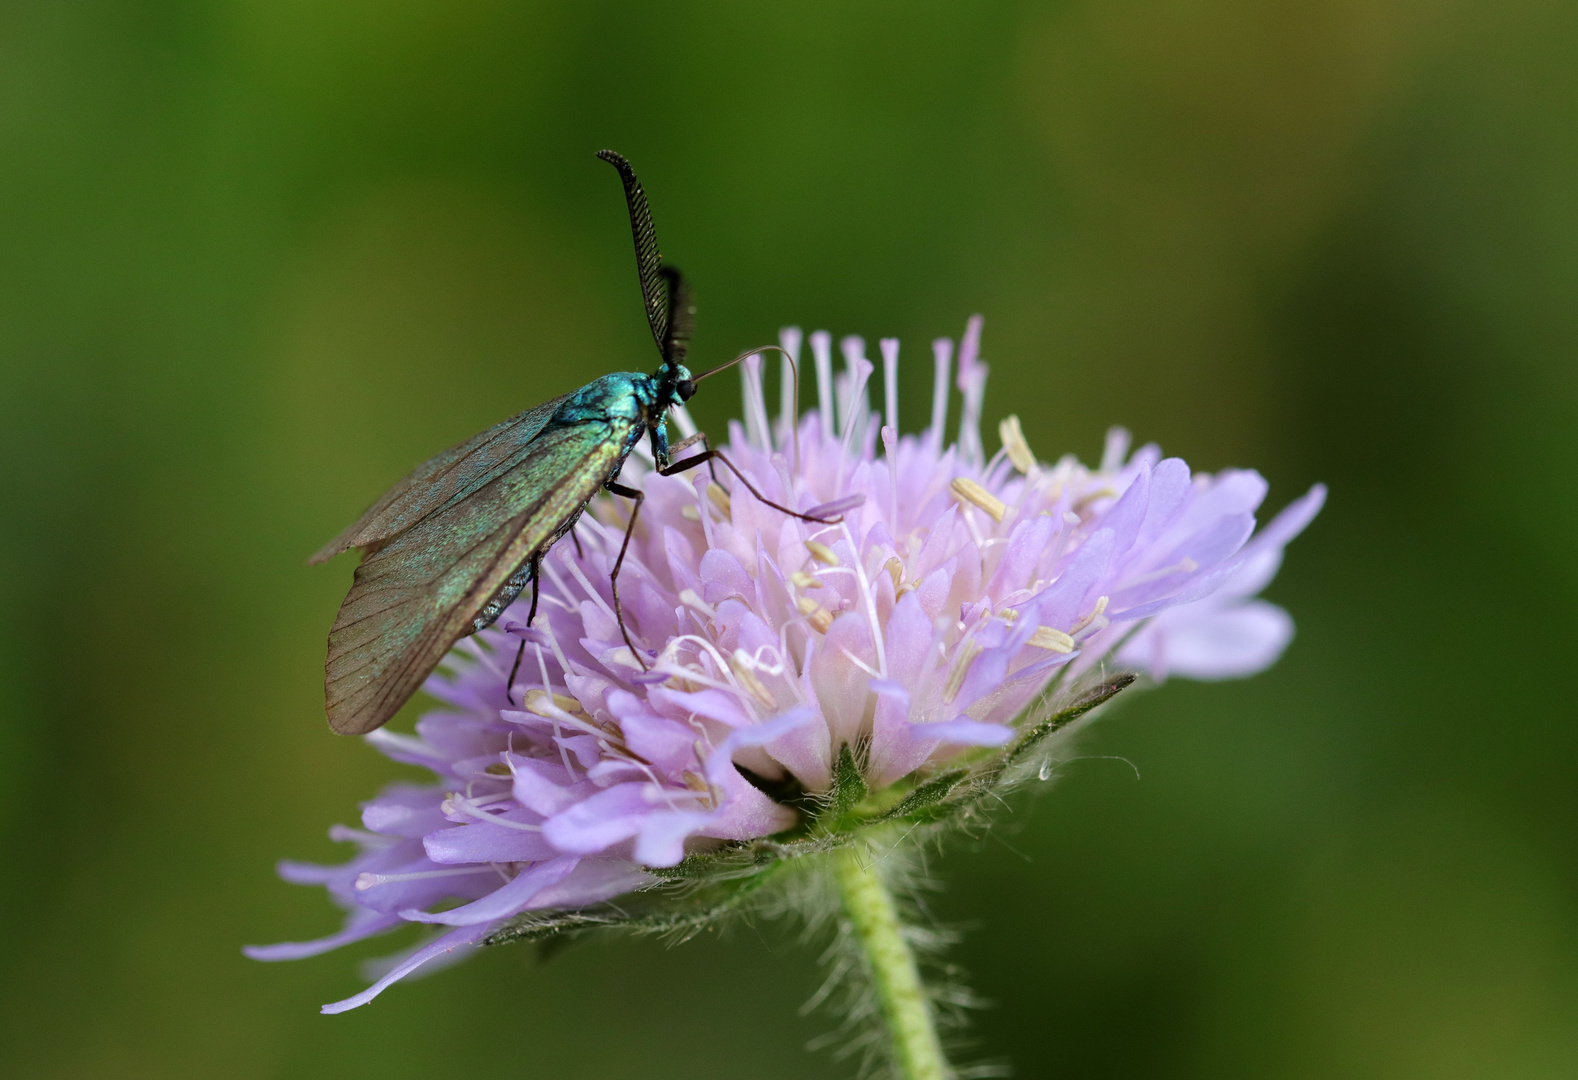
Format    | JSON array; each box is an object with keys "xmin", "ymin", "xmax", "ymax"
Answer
[{"xmin": 310, "ymin": 151, "xmax": 833, "ymax": 736}]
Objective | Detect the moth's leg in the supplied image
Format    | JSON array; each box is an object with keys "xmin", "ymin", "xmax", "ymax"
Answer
[
  {"xmin": 503, "ymin": 556, "xmax": 541, "ymax": 707},
  {"xmin": 659, "ymin": 434, "xmax": 842, "ymax": 525},
  {"xmin": 571, "ymin": 528, "xmax": 584, "ymax": 560},
  {"xmin": 506, "ymin": 638, "xmax": 527, "ymax": 708},
  {"xmin": 663, "ymin": 429, "xmax": 716, "ymax": 482},
  {"xmin": 604, "ymin": 480, "xmax": 650, "ymax": 671},
  {"xmin": 668, "ymin": 430, "xmax": 706, "ymax": 456},
  {"xmin": 525, "ymin": 555, "xmax": 541, "ymax": 626}
]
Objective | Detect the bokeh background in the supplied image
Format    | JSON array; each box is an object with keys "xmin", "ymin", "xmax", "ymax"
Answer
[{"xmin": 2, "ymin": 1, "xmax": 1575, "ymax": 1077}]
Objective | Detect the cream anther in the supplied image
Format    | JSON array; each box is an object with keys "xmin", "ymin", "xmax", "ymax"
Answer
[
  {"xmin": 729, "ymin": 649, "xmax": 777, "ymax": 708},
  {"xmin": 998, "ymin": 415, "xmax": 1036, "ymax": 474},
  {"xmin": 806, "ymin": 540, "xmax": 839, "ymax": 566},
  {"xmin": 1069, "ymin": 596, "xmax": 1109, "ymax": 635},
  {"xmin": 796, "ymin": 595, "xmax": 834, "ymax": 633},
  {"xmin": 1028, "ymin": 627, "xmax": 1075, "ymax": 653},
  {"xmin": 524, "ymin": 689, "xmax": 587, "ymax": 718},
  {"xmin": 950, "ymin": 478, "xmax": 1007, "ymax": 524},
  {"xmin": 943, "ymin": 641, "xmax": 982, "ymax": 702}
]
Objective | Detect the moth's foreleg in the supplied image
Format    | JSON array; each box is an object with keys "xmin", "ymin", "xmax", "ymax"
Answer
[
  {"xmin": 506, "ymin": 638, "xmax": 526, "ymax": 708},
  {"xmin": 665, "ymin": 429, "xmax": 713, "ymax": 481},
  {"xmin": 658, "ymin": 437, "xmax": 844, "ymax": 526},
  {"xmin": 604, "ymin": 480, "xmax": 649, "ymax": 671},
  {"xmin": 525, "ymin": 555, "xmax": 541, "ymax": 626},
  {"xmin": 504, "ymin": 556, "xmax": 541, "ymax": 708}
]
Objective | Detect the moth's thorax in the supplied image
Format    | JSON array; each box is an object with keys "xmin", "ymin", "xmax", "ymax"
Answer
[{"xmin": 554, "ymin": 372, "xmax": 658, "ymax": 426}]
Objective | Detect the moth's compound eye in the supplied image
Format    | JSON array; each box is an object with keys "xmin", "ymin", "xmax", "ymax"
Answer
[{"xmin": 676, "ymin": 379, "xmax": 696, "ymax": 402}]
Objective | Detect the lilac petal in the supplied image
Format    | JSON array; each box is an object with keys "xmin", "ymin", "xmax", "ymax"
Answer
[
  {"xmin": 988, "ymin": 513, "xmax": 1056, "ymax": 599},
  {"xmin": 351, "ymin": 858, "xmax": 498, "ymax": 915},
  {"xmin": 529, "ymin": 860, "xmax": 655, "ymax": 909},
  {"xmin": 1125, "ymin": 599, "xmax": 1295, "ymax": 681},
  {"xmin": 320, "ymin": 924, "xmax": 490, "ymax": 1014},
  {"xmin": 542, "ymin": 783, "xmax": 653, "ymax": 854},
  {"xmin": 509, "ymin": 756, "xmax": 582, "ymax": 817},
  {"xmin": 361, "ymin": 786, "xmax": 451, "ymax": 839},
  {"xmin": 363, "ymin": 729, "xmax": 451, "ymax": 773},
  {"xmin": 633, "ymin": 812, "xmax": 713, "ymax": 866},
  {"xmin": 423, "ymin": 817, "xmax": 556, "ymax": 865},
  {"xmin": 762, "ymin": 710, "xmax": 833, "ymax": 790},
  {"xmin": 649, "ymin": 685, "xmax": 753, "ymax": 729},
  {"xmin": 1100, "ymin": 461, "xmax": 1151, "ymax": 556},
  {"xmin": 245, "ymin": 910, "xmax": 402, "ymax": 962},
  {"xmin": 1136, "ymin": 458, "xmax": 1193, "ymax": 546},
  {"xmin": 1246, "ymin": 483, "xmax": 1327, "ymax": 553},
  {"xmin": 616, "ymin": 709, "xmax": 701, "ymax": 775},
  {"xmin": 699, "ymin": 548, "xmax": 754, "ymax": 606},
  {"xmin": 1036, "ymin": 528, "xmax": 1114, "ymax": 629},
  {"xmin": 277, "ymin": 859, "xmax": 341, "ymax": 886},
  {"xmin": 870, "ymin": 682, "xmax": 929, "ymax": 788},
  {"xmin": 399, "ymin": 856, "xmax": 578, "ymax": 925},
  {"xmin": 908, "ymin": 719, "xmax": 1014, "ymax": 746}
]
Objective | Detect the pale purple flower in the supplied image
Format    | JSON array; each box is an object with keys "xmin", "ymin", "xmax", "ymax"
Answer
[{"xmin": 249, "ymin": 316, "xmax": 1323, "ymax": 1012}]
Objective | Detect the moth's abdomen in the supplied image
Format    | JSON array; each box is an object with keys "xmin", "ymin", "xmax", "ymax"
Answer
[{"xmin": 469, "ymin": 559, "xmax": 535, "ymax": 635}]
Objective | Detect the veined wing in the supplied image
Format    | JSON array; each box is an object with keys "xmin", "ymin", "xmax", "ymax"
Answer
[
  {"xmin": 324, "ymin": 416, "xmax": 634, "ymax": 735},
  {"xmin": 309, "ymin": 393, "xmax": 571, "ymax": 565}
]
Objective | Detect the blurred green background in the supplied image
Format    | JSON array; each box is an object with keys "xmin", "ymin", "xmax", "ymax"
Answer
[{"xmin": 2, "ymin": 1, "xmax": 1575, "ymax": 1077}]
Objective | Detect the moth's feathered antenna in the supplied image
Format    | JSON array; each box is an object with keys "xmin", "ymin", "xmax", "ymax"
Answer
[
  {"xmin": 596, "ymin": 149, "xmax": 670, "ymax": 359},
  {"xmin": 659, "ymin": 266, "xmax": 693, "ymax": 368}
]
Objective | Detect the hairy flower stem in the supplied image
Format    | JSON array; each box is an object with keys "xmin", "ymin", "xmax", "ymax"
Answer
[{"xmin": 833, "ymin": 842, "xmax": 948, "ymax": 1080}]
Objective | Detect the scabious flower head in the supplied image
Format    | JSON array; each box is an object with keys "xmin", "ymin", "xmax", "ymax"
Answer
[{"xmin": 249, "ymin": 317, "xmax": 1324, "ymax": 1013}]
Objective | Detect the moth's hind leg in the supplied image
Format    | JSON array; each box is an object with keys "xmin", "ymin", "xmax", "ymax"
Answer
[
  {"xmin": 604, "ymin": 480, "xmax": 649, "ymax": 670},
  {"xmin": 659, "ymin": 433, "xmax": 843, "ymax": 525}
]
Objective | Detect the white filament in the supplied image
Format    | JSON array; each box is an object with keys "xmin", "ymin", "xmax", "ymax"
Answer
[
  {"xmin": 929, "ymin": 337, "xmax": 952, "ymax": 445},
  {"xmin": 839, "ymin": 335, "xmax": 870, "ymax": 446},
  {"xmin": 777, "ymin": 326, "xmax": 802, "ymax": 446},
  {"xmin": 879, "ymin": 337, "xmax": 899, "ymax": 433},
  {"xmin": 810, "ymin": 330, "xmax": 835, "ymax": 441},
  {"xmin": 740, "ymin": 352, "xmax": 772, "ymax": 450}
]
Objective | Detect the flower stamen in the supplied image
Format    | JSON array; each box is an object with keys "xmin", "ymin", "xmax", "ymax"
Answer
[
  {"xmin": 730, "ymin": 650, "xmax": 777, "ymax": 709},
  {"xmin": 796, "ymin": 595, "xmax": 834, "ymax": 633},
  {"xmin": 943, "ymin": 641, "xmax": 982, "ymax": 703},
  {"xmin": 884, "ymin": 557, "xmax": 904, "ymax": 592},
  {"xmin": 1028, "ymin": 627, "xmax": 1075, "ymax": 653},
  {"xmin": 354, "ymin": 867, "xmax": 496, "ymax": 891},
  {"xmin": 806, "ymin": 540, "xmax": 840, "ymax": 566},
  {"xmin": 950, "ymin": 477, "xmax": 1007, "ymax": 524},
  {"xmin": 1069, "ymin": 596, "xmax": 1109, "ymax": 636},
  {"xmin": 998, "ymin": 415, "xmax": 1036, "ymax": 474}
]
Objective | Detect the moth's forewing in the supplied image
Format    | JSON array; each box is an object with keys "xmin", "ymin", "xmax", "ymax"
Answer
[
  {"xmin": 323, "ymin": 417, "xmax": 633, "ymax": 735},
  {"xmin": 310, "ymin": 393, "xmax": 570, "ymax": 566}
]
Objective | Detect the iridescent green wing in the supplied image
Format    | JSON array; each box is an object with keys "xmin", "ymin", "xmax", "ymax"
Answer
[
  {"xmin": 309, "ymin": 393, "xmax": 571, "ymax": 565},
  {"xmin": 323, "ymin": 416, "xmax": 632, "ymax": 735}
]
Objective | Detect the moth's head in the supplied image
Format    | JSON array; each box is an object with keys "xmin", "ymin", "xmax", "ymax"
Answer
[{"xmin": 656, "ymin": 362, "xmax": 696, "ymax": 407}]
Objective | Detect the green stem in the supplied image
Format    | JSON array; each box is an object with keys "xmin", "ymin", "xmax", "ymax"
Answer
[{"xmin": 833, "ymin": 842, "xmax": 949, "ymax": 1080}]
